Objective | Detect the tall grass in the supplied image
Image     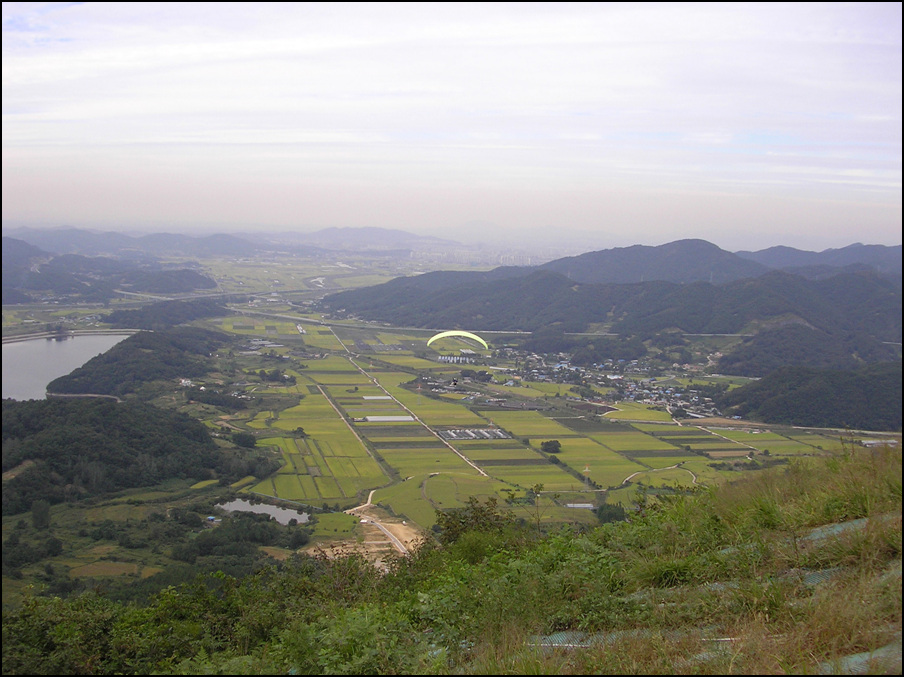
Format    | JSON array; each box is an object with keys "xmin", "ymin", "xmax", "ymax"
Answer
[{"xmin": 448, "ymin": 445, "xmax": 902, "ymax": 674}]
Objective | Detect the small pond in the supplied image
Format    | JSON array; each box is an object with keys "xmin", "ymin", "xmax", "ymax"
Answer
[{"xmin": 217, "ymin": 498, "xmax": 310, "ymax": 525}]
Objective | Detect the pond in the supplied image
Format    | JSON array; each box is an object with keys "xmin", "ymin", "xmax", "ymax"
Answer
[{"xmin": 217, "ymin": 498, "xmax": 310, "ymax": 525}]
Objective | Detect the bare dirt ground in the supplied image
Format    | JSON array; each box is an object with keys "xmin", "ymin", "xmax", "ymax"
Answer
[{"xmin": 302, "ymin": 504, "xmax": 429, "ymax": 571}]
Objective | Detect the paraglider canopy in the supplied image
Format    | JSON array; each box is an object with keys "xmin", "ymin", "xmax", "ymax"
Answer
[{"xmin": 426, "ymin": 330, "xmax": 489, "ymax": 350}]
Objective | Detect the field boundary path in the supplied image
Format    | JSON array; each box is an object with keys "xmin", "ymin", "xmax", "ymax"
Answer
[{"xmin": 344, "ymin": 356, "xmax": 489, "ymax": 477}]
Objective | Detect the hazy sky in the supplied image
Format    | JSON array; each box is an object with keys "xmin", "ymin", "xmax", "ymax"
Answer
[{"xmin": 2, "ymin": 2, "xmax": 901, "ymax": 251}]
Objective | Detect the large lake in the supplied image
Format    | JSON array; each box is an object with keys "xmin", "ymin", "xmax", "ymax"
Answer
[{"xmin": 2, "ymin": 334, "xmax": 131, "ymax": 400}]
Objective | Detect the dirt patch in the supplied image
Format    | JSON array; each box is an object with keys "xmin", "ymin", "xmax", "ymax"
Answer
[
  {"xmin": 1, "ymin": 460, "xmax": 35, "ymax": 481},
  {"xmin": 260, "ymin": 546, "xmax": 294, "ymax": 561},
  {"xmin": 302, "ymin": 506, "xmax": 429, "ymax": 570}
]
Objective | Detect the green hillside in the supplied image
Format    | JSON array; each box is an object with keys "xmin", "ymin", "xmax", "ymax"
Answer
[
  {"xmin": 3, "ymin": 445, "xmax": 899, "ymax": 674},
  {"xmin": 719, "ymin": 362, "xmax": 903, "ymax": 431},
  {"xmin": 1, "ymin": 397, "xmax": 277, "ymax": 515}
]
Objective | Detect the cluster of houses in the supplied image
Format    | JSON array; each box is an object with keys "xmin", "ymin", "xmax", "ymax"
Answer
[{"xmin": 448, "ymin": 347, "xmax": 726, "ymax": 418}]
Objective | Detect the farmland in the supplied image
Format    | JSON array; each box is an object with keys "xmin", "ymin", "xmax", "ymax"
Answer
[
  {"xmin": 128, "ymin": 301, "xmax": 895, "ymax": 536},
  {"xmin": 4, "ymin": 251, "xmax": 899, "ymax": 539},
  {"xmin": 2, "ymin": 248, "xmax": 901, "ymax": 613}
]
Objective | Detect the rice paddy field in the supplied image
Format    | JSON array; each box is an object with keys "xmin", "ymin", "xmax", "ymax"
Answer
[
  {"xmin": 389, "ymin": 393, "xmax": 487, "ymax": 426},
  {"xmin": 453, "ymin": 444, "xmax": 543, "ymax": 462},
  {"xmin": 481, "ymin": 463, "xmax": 586, "ymax": 493},
  {"xmin": 176, "ymin": 314, "xmax": 893, "ymax": 533},
  {"xmin": 628, "ymin": 466, "xmax": 699, "ymax": 489},
  {"xmin": 630, "ymin": 454, "xmax": 702, "ymax": 468},
  {"xmin": 227, "ymin": 355, "xmax": 865, "ymax": 530},
  {"xmin": 299, "ymin": 329, "xmax": 346, "ymax": 351},
  {"xmin": 377, "ymin": 447, "xmax": 476, "ymax": 476},
  {"xmin": 603, "ymin": 402, "xmax": 675, "ymax": 421},
  {"xmin": 551, "ymin": 438, "xmax": 648, "ymax": 489},
  {"xmin": 249, "ymin": 426, "xmax": 387, "ymax": 505},
  {"xmin": 590, "ymin": 431, "xmax": 683, "ymax": 452},
  {"xmin": 479, "ymin": 410, "xmax": 581, "ymax": 437}
]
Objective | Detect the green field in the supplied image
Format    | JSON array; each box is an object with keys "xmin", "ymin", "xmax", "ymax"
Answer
[
  {"xmin": 298, "ymin": 331, "xmax": 346, "ymax": 351},
  {"xmin": 373, "ymin": 354, "xmax": 456, "ymax": 370},
  {"xmin": 371, "ymin": 475, "xmax": 442, "ymax": 527},
  {"xmin": 373, "ymin": 472, "xmax": 513, "ymax": 528},
  {"xmin": 630, "ymin": 454, "xmax": 701, "ymax": 469},
  {"xmin": 248, "ymin": 419, "xmax": 387, "ymax": 504},
  {"xmin": 459, "ymin": 445, "xmax": 544, "ymax": 461},
  {"xmin": 551, "ymin": 437, "xmax": 647, "ymax": 489},
  {"xmin": 590, "ymin": 431, "xmax": 682, "ymax": 452},
  {"xmin": 121, "ymin": 310, "xmax": 890, "ymax": 535},
  {"xmin": 378, "ymin": 447, "xmax": 477, "ymax": 476},
  {"xmin": 308, "ymin": 372, "xmax": 375, "ymax": 385},
  {"xmin": 705, "ymin": 428, "xmax": 789, "ymax": 444},
  {"xmin": 480, "ymin": 410, "xmax": 579, "ymax": 437},
  {"xmin": 383, "ymin": 391, "xmax": 485, "ymax": 426},
  {"xmin": 603, "ymin": 402, "xmax": 674, "ymax": 421},
  {"xmin": 628, "ymin": 467, "xmax": 699, "ymax": 489},
  {"xmin": 630, "ymin": 422, "xmax": 682, "ymax": 432}
]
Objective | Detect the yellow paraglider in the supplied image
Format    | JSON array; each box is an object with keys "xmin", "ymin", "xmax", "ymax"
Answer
[{"xmin": 427, "ymin": 330, "xmax": 489, "ymax": 350}]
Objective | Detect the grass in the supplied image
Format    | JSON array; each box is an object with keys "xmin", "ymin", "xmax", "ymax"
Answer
[
  {"xmin": 481, "ymin": 410, "xmax": 579, "ymax": 437},
  {"xmin": 604, "ymin": 402, "xmax": 675, "ymax": 422},
  {"xmin": 451, "ymin": 444, "xmax": 902, "ymax": 675}
]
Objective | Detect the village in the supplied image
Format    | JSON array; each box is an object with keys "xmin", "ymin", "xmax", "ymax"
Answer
[{"xmin": 413, "ymin": 345, "xmax": 730, "ymax": 420}]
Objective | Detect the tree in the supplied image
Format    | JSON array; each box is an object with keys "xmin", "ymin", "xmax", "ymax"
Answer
[
  {"xmin": 31, "ymin": 500, "xmax": 51, "ymax": 530},
  {"xmin": 595, "ymin": 503, "xmax": 627, "ymax": 524},
  {"xmin": 540, "ymin": 440, "xmax": 562, "ymax": 454},
  {"xmin": 434, "ymin": 496, "xmax": 515, "ymax": 545},
  {"xmin": 232, "ymin": 432, "xmax": 257, "ymax": 448},
  {"xmin": 505, "ymin": 483, "xmax": 558, "ymax": 535}
]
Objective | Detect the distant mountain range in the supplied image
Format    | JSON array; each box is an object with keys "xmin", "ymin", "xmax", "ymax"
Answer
[
  {"xmin": 2, "ymin": 226, "xmax": 456, "ymax": 258},
  {"xmin": 537, "ymin": 239, "xmax": 901, "ymax": 284},
  {"xmin": 5, "ymin": 227, "xmax": 899, "ymax": 280},
  {"xmin": 250, "ymin": 226, "xmax": 458, "ymax": 252},
  {"xmin": 2, "ymin": 228, "xmax": 268, "ymax": 258},
  {"xmin": 320, "ymin": 238, "xmax": 902, "ymax": 376},
  {"xmin": 1, "ymin": 236, "xmax": 217, "ymax": 304},
  {"xmin": 735, "ymin": 242, "xmax": 902, "ymax": 276}
]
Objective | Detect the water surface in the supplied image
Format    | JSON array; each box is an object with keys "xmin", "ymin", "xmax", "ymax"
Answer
[{"xmin": 2, "ymin": 334, "xmax": 130, "ymax": 400}]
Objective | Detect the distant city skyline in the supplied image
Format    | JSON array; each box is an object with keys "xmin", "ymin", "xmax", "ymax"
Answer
[{"xmin": 3, "ymin": 2, "xmax": 901, "ymax": 251}]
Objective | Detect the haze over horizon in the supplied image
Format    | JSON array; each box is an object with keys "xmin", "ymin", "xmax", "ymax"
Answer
[{"xmin": 3, "ymin": 2, "xmax": 901, "ymax": 252}]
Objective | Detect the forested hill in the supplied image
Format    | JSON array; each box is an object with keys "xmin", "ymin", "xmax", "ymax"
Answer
[
  {"xmin": 1, "ymin": 398, "xmax": 220, "ymax": 515},
  {"xmin": 321, "ymin": 267, "xmax": 901, "ymax": 340},
  {"xmin": 539, "ymin": 238, "xmax": 770, "ymax": 284},
  {"xmin": 47, "ymin": 327, "xmax": 227, "ymax": 398},
  {"xmin": 718, "ymin": 361, "xmax": 902, "ymax": 431},
  {"xmin": 104, "ymin": 298, "xmax": 228, "ymax": 330}
]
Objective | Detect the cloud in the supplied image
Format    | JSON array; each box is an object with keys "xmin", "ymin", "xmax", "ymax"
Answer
[{"xmin": 2, "ymin": 2, "xmax": 901, "ymax": 249}]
